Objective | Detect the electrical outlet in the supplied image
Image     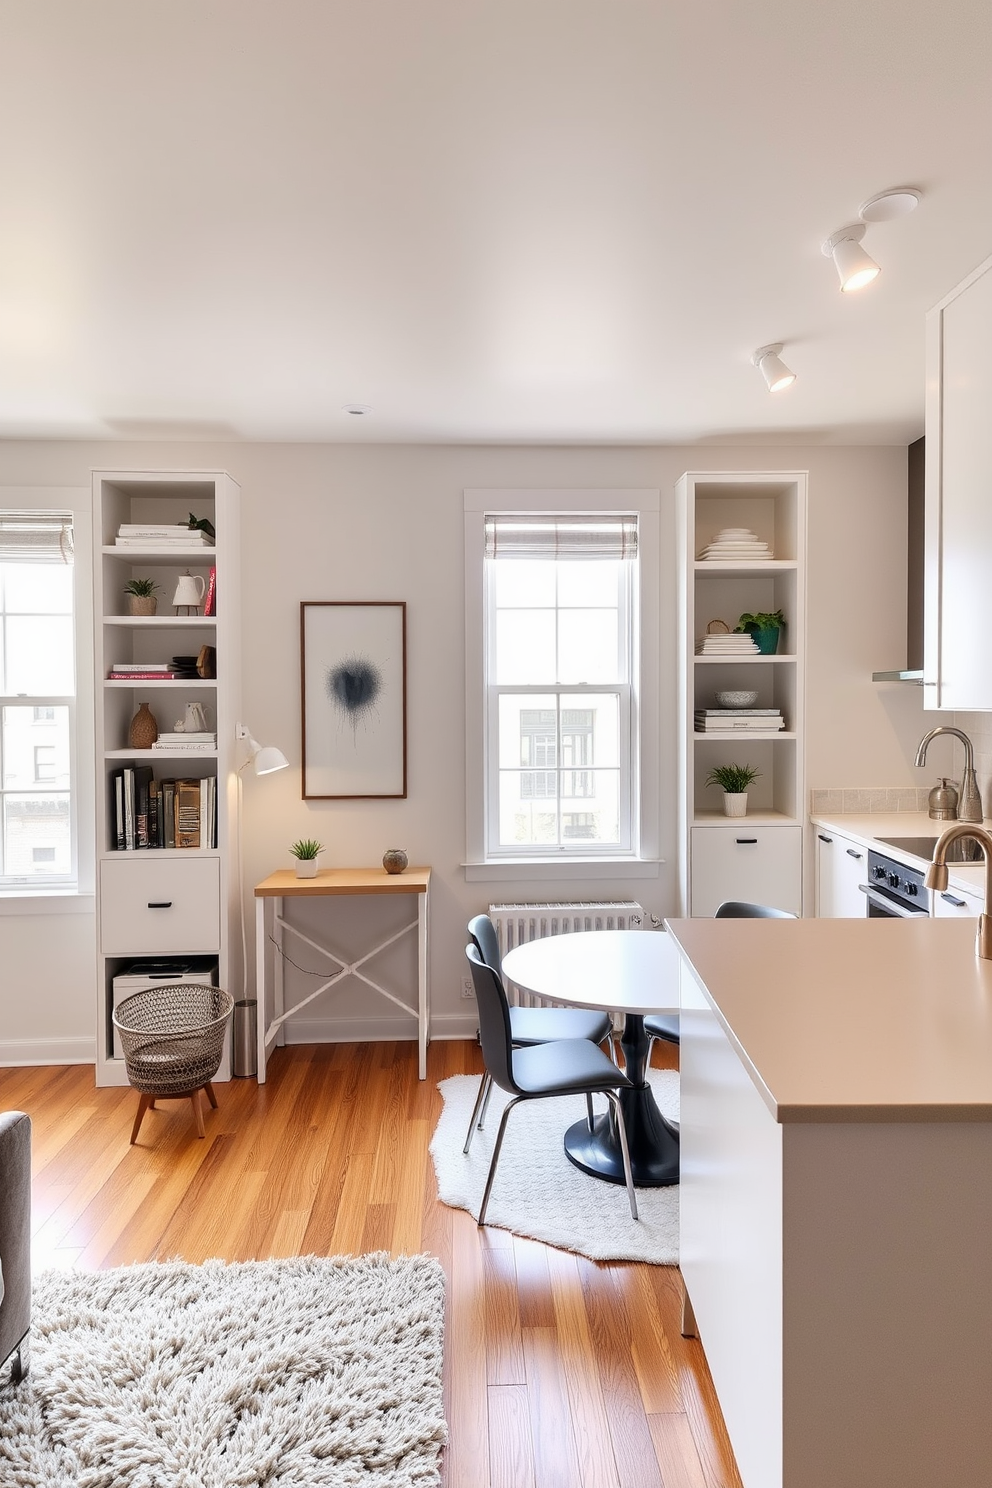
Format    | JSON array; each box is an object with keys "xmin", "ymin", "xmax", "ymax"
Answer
[{"xmin": 460, "ymin": 975, "xmax": 476, "ymax": 1000}]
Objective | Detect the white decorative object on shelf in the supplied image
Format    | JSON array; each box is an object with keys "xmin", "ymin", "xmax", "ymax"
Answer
[{"xmin": 697, "ymin": 526, "xmax": 774, "ymax": 561}]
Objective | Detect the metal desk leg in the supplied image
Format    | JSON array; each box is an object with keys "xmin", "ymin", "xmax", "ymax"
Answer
[
  {"xmin": 418, "ymin": 887, "xmax": 429, "ymax": 1079},
  {"xmin": 255, "ymin": 894, "xmax": 268, "ymax": 1083}
]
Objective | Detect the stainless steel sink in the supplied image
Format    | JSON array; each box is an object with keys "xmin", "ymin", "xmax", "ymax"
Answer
[{"xmin": 875, "ymin": 834, "xmax": 984, "ymax": 864}]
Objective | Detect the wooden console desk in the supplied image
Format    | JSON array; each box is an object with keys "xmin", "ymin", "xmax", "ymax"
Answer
[{"xmin": 254, "ymin": 867, "xmax": 431, "ymax": 1080}]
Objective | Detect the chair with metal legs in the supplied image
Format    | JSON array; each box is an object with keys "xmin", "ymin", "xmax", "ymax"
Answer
[
  {"xmin": 465, "ymin": 914, "xmax": 616, "ymax": 1149},
  {"xmin": 464, "ymin": 943, "xmax": 639, "ymax": 1225},
  {"xmin": 643, "ymin": 902, "xmax": 796, "ymax": 1061}
]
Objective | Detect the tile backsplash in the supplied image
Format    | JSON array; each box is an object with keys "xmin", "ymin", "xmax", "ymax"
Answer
[{"xmin": 809, "ymin": 786, "xmax": 932, "ymax": 815}]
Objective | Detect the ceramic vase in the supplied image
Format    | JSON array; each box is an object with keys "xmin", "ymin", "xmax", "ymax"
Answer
[
  {"xmin": 126, "ymin": 594, "xmax": 157, "ymax": 616},
  {"xmin": 723, "ymin": 792, "xmax": 748, "ymax": 818},
  {"xmin": 750, "ymin": 625, "xmax": 780, "ymax": 655},
  {"xmin": 128, "ymin": 701, "xmax": 159, "ymax": 749},
  {"xmin": 382, "ymin": 848, "xmax": 408, "ymax": 874},
  {"xmin": 294, "ymin": 858, "xmax": 319, "ymax": 878}
]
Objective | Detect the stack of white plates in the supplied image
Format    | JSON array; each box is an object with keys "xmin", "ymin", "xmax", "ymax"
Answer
[
  {"xmin": 694, "ymin": 632, "xmax": 760, "ymax": 655},
  {"xmin": 697, "ymin": 527, "xmax": 773, "ymax": 561}
]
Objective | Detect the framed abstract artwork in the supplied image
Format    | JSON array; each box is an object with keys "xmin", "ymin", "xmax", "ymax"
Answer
[{"xmin": 300, "ymin": 601, "xmax": 407, "ymax": 799}]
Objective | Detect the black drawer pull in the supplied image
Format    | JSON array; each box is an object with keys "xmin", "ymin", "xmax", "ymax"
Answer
[
  {"xmin": 735, "ymin": 838, "xmax": 758, "ymax": 845},
  {"xmin": 845, "ymin": 847, "xmax": 863, "ymax": 859},
  {"xmin": 941, "ymin": 893, "xmax": 967, "ymax": 908},
  {"xmin": 818, "ymin": 833, "xmax": 832, "ymax": 843},
  {"xmin": 147, "ymin": 900, "xmax": 173, "ymax": 909}
]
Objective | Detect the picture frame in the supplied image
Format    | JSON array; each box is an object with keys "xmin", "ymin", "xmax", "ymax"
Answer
[{"xmin": 300, "ymin": 601, "xmax": 407, "ymax": 800}]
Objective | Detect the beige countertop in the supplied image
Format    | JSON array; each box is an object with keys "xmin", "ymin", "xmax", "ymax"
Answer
[
  {"xmin": 665, "ymin": 915, "xmax": 992, "ymax": 1123},
  {"xmin": 809, "ymin": 809, "xmax": 988, "ymax": 897}
]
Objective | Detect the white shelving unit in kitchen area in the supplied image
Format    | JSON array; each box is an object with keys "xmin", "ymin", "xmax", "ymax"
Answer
[
  {"xmin": 677, "ymin": 472, "xmax": 807, "ymax": 916},
  {"xmin": 93, "ymin": 470, "xmax": 241, "ymax": 1086}
]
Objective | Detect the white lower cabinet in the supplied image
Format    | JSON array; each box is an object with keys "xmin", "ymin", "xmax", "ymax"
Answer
[
  {"xmin": 814, "ymin": 830, "xmax": 869, "ymax": 917},
  {"xmin": 99, "ymin": 856, "xmax": 221, "ymax": 955},
  {"xmin": 690, "ymin": 825, "xmax": 802, "ymax": 918},
  {"xmin": 932, "ymin": 884, "xmax": 982, "ymax": 918}
]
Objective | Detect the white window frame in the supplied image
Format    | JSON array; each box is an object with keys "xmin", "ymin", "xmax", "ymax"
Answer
[
  {"xmin": 0, "ymin": 488, "xmax": 93, "ymax": 908},
  {"xmin": 463, "ymin": 488, "xmax": 660, "ymax": 882}
]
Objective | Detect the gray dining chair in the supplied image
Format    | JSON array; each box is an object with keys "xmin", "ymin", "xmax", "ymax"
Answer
[
  {"xmin": 643, "ymin": 901, "xmax": 796, "ymax": 1060},
  {"xmin": 464, "ymin": 944, "xmax": 639, "ymax": 1224},
  {"xmin": 465, "ymin": 913, "xmax": 615, "ymax": 1148}
]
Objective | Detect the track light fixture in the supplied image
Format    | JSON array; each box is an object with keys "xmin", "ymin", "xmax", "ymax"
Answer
[
  {"xmin": 822, "ymin": 225, "xmax": 880, "ymax": 293},
  {"xmin": 752, "ymin": 344, "xmax": 796, "ymax": 393}
]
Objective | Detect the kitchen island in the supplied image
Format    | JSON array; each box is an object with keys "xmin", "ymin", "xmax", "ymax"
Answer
[{"xmin": 665, "ymin": 913, "xmax": 992, "ymax": 1488}]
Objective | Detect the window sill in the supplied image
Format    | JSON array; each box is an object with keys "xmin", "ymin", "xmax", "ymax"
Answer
[
  {"xmin": 0, "ymin": 890, "xmax": 94, "ymax": 916},
  {"xmin": 462, "ymin": 858, "xmax": 662, "ymax": 884}
]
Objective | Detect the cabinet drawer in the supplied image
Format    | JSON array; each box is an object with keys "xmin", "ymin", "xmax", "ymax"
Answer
[
  {"xmin": 690, "ymin": 825, "xmax": 802, "ymax": 918},
  {"xmin": 100, "ymin": 856, "xmax": 221, "ymax": 954},
  {"xmin": 932, "ymin": 886, "xmax": 983, "ymax": 919}
]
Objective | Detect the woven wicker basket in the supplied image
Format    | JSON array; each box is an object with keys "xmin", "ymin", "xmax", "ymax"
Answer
[{"xmin": 112, "ymin": 983, "xmax": 234, "ymax": 1095}]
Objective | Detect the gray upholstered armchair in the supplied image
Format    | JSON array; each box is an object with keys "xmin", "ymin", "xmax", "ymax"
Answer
[{"xmin": 0, "ymin": 1111, "xmax": 31, "ymax": 1382}]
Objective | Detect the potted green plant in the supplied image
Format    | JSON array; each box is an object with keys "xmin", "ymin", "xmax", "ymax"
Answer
[
  {"xmin": 735, "ymin": 608, "xmax": 784, "ymax": 655},
  {"xmin": 705, "ymin": 762, "xmax": 761, "ymax": 817},
  {"xmin": 124, "ymin": 577, "xmax": 159, "ymax": 616},
  {"xmin": 289, "ymin": 837, "xmax": 324, "ymax": 878}
]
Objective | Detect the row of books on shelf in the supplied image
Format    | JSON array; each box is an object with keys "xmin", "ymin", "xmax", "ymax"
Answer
[
  {"xmin": 694, "ymin": 708, "xmax": 786, "ymax": 732},
  {"xmin": 108, "ymin": 648, "xmax": 216, "ymax": 681},
  {"xmin": 110, "ymin": 767, "xmax": 217, "ymax": 850}
]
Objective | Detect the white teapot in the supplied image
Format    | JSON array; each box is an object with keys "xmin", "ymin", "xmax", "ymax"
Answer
[
  {"xmin": 184, "ymin": 701, "xmax": 209, "ymax": 733},
  {"xmin": 172, "ymin": 572, "xmax": 206, "ymax": 611}
]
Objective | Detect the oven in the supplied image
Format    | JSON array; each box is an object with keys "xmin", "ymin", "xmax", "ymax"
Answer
[{"xmin": 861, "ymin": 850, "xmax": 930, "ymax": 918}]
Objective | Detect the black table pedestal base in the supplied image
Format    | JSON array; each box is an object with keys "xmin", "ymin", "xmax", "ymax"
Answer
[{"xmin": 563, "ymin": 1011, "xmax": 680, "ymax": 1188}]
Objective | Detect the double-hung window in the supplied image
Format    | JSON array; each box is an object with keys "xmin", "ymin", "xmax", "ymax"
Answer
[
  {"xmin": 484, "ymin": 513, "xmax": 637, "ymax": 857},
  {"xmin": 0, "ymin": 513, "xmax": 77, "ymax": 889}
]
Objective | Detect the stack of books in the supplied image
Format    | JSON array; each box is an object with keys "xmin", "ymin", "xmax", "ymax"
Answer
[
  {"xmin": 694, "ymin": 708, "xmax": 785, "ymax": 733},
  {"xmin": 110, "ymin": 768, "xmax": 216, "ymax": 850},
  {"xmin": 151, "ymin": 731, "xmax": 217, "ymax": 753},
  {"xmin": 115, "ymin": 524, "xmax": 213, "ymax": 548},
  {"xmin": 108, "ymin": 661, "xmax": 176, "ymax": 681},
  {"xmin": 695, "ymin": 632, "xmax": 759, "ymax": 656}
]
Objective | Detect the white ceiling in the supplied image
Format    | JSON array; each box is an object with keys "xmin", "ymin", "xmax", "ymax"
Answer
[{"xmin": 2, "ymin": 1, "xmax": 991, "ymax": 446}]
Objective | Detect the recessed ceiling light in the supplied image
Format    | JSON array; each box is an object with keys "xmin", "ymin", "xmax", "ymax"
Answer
[
  {"xmin": 752, "ymin": 344, "xmax": 796, "ymax": 392},
  {"xmin": 343, "ymin": 404, "xmax": 371, "ymax": 416},
  {"xmin": 859, "ymin": 188, "xmax": 922, "ymax": 223}
]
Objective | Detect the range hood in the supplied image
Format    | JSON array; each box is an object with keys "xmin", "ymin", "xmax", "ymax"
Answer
[{"xmin": 872, "ymin": 435, "xmax": 924, "ymax": 683}]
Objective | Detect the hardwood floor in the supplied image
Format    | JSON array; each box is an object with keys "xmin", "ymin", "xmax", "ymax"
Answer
[{"xmin": 0, "ymin": 1039, "xmax": 742, "ymax": 1488}]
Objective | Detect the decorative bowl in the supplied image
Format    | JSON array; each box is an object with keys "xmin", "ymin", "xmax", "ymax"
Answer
[{"xmin": 716, "ymin": 689, "xmax": 759, "ymax": 709}]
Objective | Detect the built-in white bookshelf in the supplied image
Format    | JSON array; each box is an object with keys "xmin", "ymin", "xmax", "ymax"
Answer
[
  {"xmin": 92, "ymin": 470, "xmax": 242, "ymax": 1086},
  {"xmin": 677, "ymin": 471, "xmax": 808, "ymax": 916}
]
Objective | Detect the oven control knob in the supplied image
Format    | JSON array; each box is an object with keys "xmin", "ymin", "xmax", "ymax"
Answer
[
  {"xmin": 874, "ymin": 865, "xmax": 888, "ymax": 880},
  {"xmin": 888, "ymin": 872, "xmax": 900, "ymax": 888},
  {"xmin": 906, "ymin": 882, "xmax": 918, "ymax": 896}
]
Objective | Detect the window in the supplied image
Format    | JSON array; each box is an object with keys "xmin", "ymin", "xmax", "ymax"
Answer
[
  {"xmin": 484, "ymin": 513, "xmax": 636, "ymax": 856},
  {"xmin": 0, "ymin": 513, "xmax": 76, "ymax": 887}
]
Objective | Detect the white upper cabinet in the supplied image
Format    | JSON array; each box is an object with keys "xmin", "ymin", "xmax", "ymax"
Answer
[{"xmin": 925, "ymin": 252, "xmax": 992, "ymax": 709}]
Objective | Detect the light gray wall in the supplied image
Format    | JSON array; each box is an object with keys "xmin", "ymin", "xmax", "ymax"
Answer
[{"xmin": 0, "ymin": 438, "xmax": 929, "ymax": 1061}]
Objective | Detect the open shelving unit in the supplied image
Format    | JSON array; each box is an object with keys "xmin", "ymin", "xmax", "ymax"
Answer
[
  {"xmin": 92, "ymin": 470, "xmax": 242, "ymax": 1086},
  {"xmin": 677, "ymin": 471, "xmax": 807, "ymax": 916}
]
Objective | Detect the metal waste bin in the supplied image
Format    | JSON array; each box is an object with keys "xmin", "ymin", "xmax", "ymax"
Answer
[{"xmin": 232, "ymin": 999, "xmax": 257, "ymax": 1077}]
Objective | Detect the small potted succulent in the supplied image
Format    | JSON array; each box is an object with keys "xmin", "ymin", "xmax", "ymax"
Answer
[
  {"xmin": 705, "ymin": 763, "xmax": 761, "ymax": 818},
  {"xmin": 124, "ymin": 577, "xmax": 158, "ymax": 616},
  {"xmin": 289, "ymin": 838, "xmax": 324, "ymax": 878},
  {"xmin": 735, "ymin": 609, "xmax": 784, "ymax": 655}
]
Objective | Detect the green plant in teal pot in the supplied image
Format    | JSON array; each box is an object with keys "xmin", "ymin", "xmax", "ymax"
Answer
[{"xmin": 735, "ymin": 609, "xmax": 784, "ymax": 654}]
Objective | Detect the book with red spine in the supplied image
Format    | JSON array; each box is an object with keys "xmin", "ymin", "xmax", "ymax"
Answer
[{"xmin": 203, "ymin": 566, "xmax": 217, "ymax": 616}]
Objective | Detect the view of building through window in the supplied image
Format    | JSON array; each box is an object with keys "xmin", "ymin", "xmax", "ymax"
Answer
[{"xmin": 0, "ymin": 519, "xmax": 75, "ymax": 884}]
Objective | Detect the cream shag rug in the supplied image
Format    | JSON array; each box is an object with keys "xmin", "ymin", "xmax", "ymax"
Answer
[
  {"xmin": 430, "ymin": 1070, "xmax": 679, "ymax": 1265},
  {"xmin": 0, "ymin": 1253, "xmax": 446, "ymax": 1487}
]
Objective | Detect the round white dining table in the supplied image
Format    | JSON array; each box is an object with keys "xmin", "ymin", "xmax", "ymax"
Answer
[{"xmin": 501, "ymin": 928, "xmax": 681, "ymax": 1188}]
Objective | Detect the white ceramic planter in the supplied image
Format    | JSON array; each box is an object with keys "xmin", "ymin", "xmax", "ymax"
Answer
[
  {"xmin": 294, "ymin": 858, "xmax": 319, "ymax": 878},
  {"xmin": 722, "ymin": 792, "xmax": 748, "ymax": 818}
]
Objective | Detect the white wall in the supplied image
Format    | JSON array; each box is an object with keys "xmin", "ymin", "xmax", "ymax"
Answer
[{"xmin": 0, "ymin": 438, "xmax": 927, "ymax": 1061}]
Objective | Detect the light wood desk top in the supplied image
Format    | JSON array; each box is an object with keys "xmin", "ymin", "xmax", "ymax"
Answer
[{"xmin": 254, "ymin": 867, "xmax": 431, "ymax": 898}]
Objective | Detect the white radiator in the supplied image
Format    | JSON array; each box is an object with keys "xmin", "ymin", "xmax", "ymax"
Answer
[{"xmin": 490, "ymin": 900, "xmax": 644, "ymax": 1007}]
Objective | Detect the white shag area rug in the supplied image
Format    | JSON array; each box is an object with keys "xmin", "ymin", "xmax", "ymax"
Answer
[
  {"xmin": 430, "ymin": 1070, "xmax": 679, "ymax": 1265},
  {"xmin": 0, "ymin": 1253, "xmax": 446, "ymax": 1488}
]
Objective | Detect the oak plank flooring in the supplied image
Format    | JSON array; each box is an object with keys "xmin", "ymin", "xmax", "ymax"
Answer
[{"xmin": 0, "ymin": 1038, "xmax": 742, "ymax": 1488}]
